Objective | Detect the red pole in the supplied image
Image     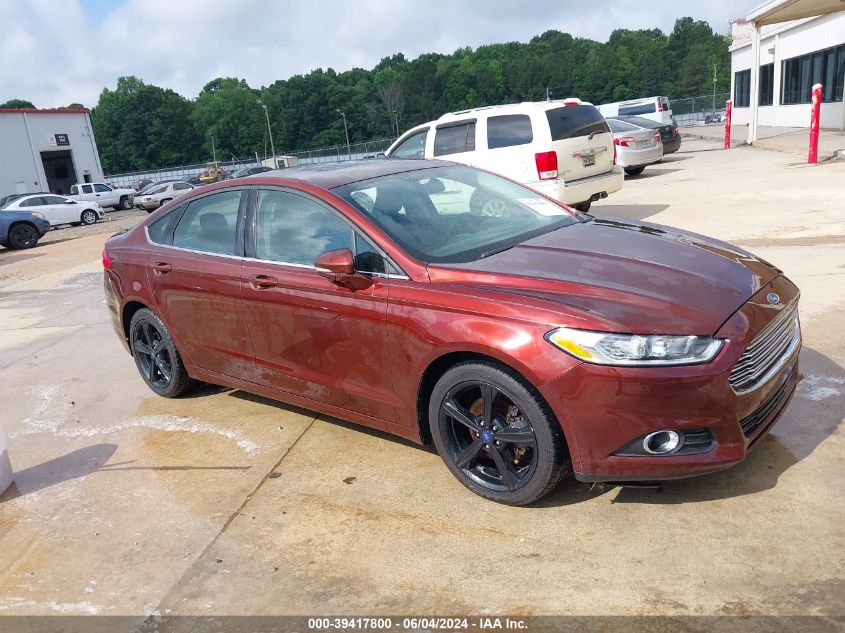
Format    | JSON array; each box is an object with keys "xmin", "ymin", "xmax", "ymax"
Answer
[
  {"xmin": 724, "ymin": 100, "xmax": 732, "ymax": 149},
  {"xmin": 808, "ymin": 83, "xmax": 822, "ymax": 164}
]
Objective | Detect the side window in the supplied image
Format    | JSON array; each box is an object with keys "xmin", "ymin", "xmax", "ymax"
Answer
[
  {"xmin": 255, "ymin": 190, "xmax": 352, "ymax": 265},
  {"xmin": 19, "ymin": 197, "xmax": 44, "ymax": 208},
  {"xmin": 70, "ymin": 185, "xmax": 79, "ymax": 195},
  {"xmin": 174, "ymin": 182, "xmax": 191, "ymax": 191},
  {"xmin": 392, "ymin": 129, "xmax": 427, "ymax": 159},
  {"xmin": 619, "ymin": 102, "xmax": 656, "ymax": 116},
  {"xmin": 94, "ymin": 184, "xmax": 111, "ymax": 193},
  {"xmin": 487, "ymin": 115, "xmax": 533, "ymax": 149},
  {"xmin": 433, "ymin": 121, "xmax": 476, "ymax": 156},
  {"xmin": 43, "ymin": 195, "xmax": 67, "ymax": 204},
  {"xmin": 354, "ymin": 233, "xmax": 387, "ymax": 274},
  {"xmin": 147, "ymin": 207, "xmax": 182, "ymax": 245},
  {"xmin": 82, "ymin": 185, "xmax": 94, "ymax": 194},
  {"xmin": 172, "ymin": 191, "xmax": 241, "ymax": 255}
]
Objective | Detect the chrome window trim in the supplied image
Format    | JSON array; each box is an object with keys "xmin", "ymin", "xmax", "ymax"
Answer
[{"xmin": 143, "ymin": 226, "xmax": 411, "ymax": 279}]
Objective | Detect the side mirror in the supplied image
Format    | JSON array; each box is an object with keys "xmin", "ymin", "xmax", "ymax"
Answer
[{"xmin": 315, "ymin": 248, "xmax": 372, "ymax": 290}]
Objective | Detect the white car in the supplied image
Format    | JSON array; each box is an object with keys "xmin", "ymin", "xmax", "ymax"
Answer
[
  {"xmin": 384, "ymin": 99, "xmax": 623, "ymax": 212},
  {"xmin": 135, "ymin": 181, "xmax": 195, "ymax": 212},
  {"xmin": 1, "ymin": 194, "xmax": 104, "ymax": 226},
  {"xmin": 68, "ymin": 182, "xmax": 135, "ymax": 210},
  {"xmin": 596, "ymin": 96, "xmax": 674, "ymax": 125},
  {"xmin": 606, "ymin": 118, "xmax": 664, "ymax": 176}
]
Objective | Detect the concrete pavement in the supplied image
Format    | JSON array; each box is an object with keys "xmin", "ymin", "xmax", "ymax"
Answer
[{"xmin": 0, "ymin": 138, "xmax": 843, "ymax": 623}]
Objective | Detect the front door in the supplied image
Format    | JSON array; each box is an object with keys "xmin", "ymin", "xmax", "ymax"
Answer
[
  {"xmin": 146, "ymin": 190, "xmax": 254, "ymax": 379},
  {"xmin": 240, "ymin": 188, "xmax": 396, "ymax": 423}
]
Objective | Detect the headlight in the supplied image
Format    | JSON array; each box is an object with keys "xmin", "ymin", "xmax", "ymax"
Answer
[
  {"xmin": 546, "ymin": 327, "xmax": 723, "ymax": 366},
  {"xmin": 31, "ymin": 212, "xmax": 46, "ymax": 219}
]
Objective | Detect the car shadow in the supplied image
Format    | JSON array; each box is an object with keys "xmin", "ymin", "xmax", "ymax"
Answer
[
  {"xmin": 627, "ymin": 167, "xmax": 682, "ymax": 179},
  {"xmin": 591, "ymin": 204, "xmax": 670, "ymax": 222},
  {"xmin": 0, "ymin": 443, "xmax": 250, "ymax": 503},
  {"xmin": 658, "ymin": 154, "xmax": 694, "ymax": 162},
  {"xmin": 607, "ymin": 346, "xmax": 844, "ymax": 505}
]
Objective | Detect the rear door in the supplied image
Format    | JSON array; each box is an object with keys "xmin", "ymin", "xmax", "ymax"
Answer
[
  {"xmin": 544, "ymin": 105, "xmax": 614, "ymax": 182},
  {"xmin": 474, "ymin": 113, "xmax": 536, "ymax": 184},
  {"xmin": 42, "ymin": 195, "xmax": 77, "ymax": 224},
  {"xmin": 240, "ymin": 188, "xmax": 395, "ymax": 422},
  {"xmin": 145, "ymin": 189, "xmax": 254, "ymax": 379}
]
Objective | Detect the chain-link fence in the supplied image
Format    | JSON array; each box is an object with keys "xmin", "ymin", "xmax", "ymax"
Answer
[
  {"xmin": 104, "ymin": 138, "xmax": 398, "ymax": 189},
  {"xmin": 671, "ymin": 92, "xmax": 731, "ymax": 127}
]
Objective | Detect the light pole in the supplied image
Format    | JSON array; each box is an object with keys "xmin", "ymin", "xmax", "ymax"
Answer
[
  {"xmin": 391, "ymin": 108, "xmax": 399, "ymax": 137},
  {"xmin": 337, "ymin": 109, "xmax": 351, "ymax": 159},
  {"xmin": 257, "ymin": 99, "xmax": 276, "ymax": 168},
  {"xmin": 712, "ymin": 64, "xmax": 718, "ymax": 114}
]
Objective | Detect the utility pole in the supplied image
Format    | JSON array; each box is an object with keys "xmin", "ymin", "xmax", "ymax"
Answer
[
  {"xmin": 546, "ymin": 86, "xmax": 551, "ymax": 101},
  {"xmin": 257, "ymin": 100, "xmax": 276, "ymax": 168},
  {"xmin": 391, "ymin": 108, "xmax": 399, "ymax": 137},
  {"xmin": 211, "ymin": 135, "xmax": 216, "ymax": 163},
  {"xmin": 713, "ymin": 64, "xmax": 718, "ymax": 114},
  {"xmin": 337, "ymin": 109, "xmax": 351, "ymax": 159}
]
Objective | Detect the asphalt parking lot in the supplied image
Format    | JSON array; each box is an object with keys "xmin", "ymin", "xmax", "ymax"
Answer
[{"xmin": 0, "ymin": 138, "xmax": 843, "ymax": 623}]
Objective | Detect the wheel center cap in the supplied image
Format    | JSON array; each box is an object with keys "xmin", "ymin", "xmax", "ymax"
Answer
[{"xmin": 480, "ymin": 429, "xmax": 494, "ymax": 443}]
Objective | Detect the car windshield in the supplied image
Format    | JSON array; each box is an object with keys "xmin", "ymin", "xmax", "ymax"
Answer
[{"xmin": 333, "ymin": 165, "xmax": 579, "ymax": 264}]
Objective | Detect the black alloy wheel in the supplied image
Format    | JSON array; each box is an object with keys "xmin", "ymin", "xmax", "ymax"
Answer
[
  {"xmin": 129, "ymin": 308, "xmax": 191, "ymax": 397},
  {"xmin": 8, "ymin": 223, "xmax": 39, "ymax": 249},
  {"xmin": 430, "ymin": 362, "xmax": 568, "ymax": 505}
]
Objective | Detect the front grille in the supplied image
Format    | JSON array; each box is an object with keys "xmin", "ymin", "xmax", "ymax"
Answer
[
  {"xmin": 739, "ymin": 369, "xmax": 796, "ymax": 437},
  {"xmin": 729, "ymin": 302, "xmax": 800, "ymax": 394}
]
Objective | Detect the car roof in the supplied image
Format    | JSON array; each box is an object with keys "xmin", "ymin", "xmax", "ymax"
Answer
[{"xmin": 254, "ymin": 159, "xmax": 453, "ymax": 189}]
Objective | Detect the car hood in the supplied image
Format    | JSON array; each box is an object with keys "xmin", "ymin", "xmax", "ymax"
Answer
[{"xmin": 427, "ymin": 216, "xmax": 780, "ymax": 336}]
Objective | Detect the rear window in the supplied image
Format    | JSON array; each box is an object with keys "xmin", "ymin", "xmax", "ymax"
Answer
[
  {"xmin": 433, "ymin": 121, "xmax": 476, "ymax": 156},
  {"xmin": 545, "ymin": 106, "xmax": 609, "ymax": 141},
  {"xmin": 619, "ymin": 102, "xmax": 656, "ymax": 116},
  {"xmin": 607, "ymin": 119, "xmax": 639, "ymax": 133},
  {"xmin": 487, "ymin": 114, "xmax": 533, "ymax": 149}
]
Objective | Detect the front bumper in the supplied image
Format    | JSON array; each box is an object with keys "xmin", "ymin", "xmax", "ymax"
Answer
[
  {"xmin": 529, "ymin": 167, "xmax": 624, "ymax": 206},
  {"xmin": 539, "ymin": 275, "xmax": 801, "ymax": 482}
]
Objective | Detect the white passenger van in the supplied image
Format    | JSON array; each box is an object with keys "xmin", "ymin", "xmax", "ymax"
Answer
[
  {"xmin": 384, "ymin": 99, "xmax": 623, "ymax": 212},
  {"xmin": 596, "ymin": 96, "xmax": 673, "ymax": 125}
]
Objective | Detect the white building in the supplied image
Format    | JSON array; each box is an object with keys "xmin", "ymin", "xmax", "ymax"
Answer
[
  {"xmin": 729, "ymin": 0, "xmax": 845, "ymax": 137},
  {"xmin": 0, "ymin": 108, "xmax": 104, "ymax": 197}
]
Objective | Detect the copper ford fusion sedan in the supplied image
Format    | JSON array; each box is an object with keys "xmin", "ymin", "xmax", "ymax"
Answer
[{"xmin": 103, "ymin": 160, "xmax": 801, "ymax": 505}]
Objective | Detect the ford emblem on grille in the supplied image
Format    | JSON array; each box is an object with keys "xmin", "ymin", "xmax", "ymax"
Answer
[{"xmin": 767, "ymin": 293, "xmax": 780, "ymax": 304}]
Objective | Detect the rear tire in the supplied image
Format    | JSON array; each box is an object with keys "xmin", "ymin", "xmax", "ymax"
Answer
[
  {"xmin": 129, "ymin": 308, "xmax": 192, "ymax": 398},
  {"xmin": 7, "ymin": 223, "xmax": 40, "ymax": 249},
  {"xmin": 80, "ymin": 209, "xmax": 98, "ymax": 225},
  {"xmin": 624, "ymin": 166, "xmax": 645, "ymax": 176},
  {"xmin": 429, "ymin": 361, "xmax": 569, "ymax": 505},
  {"xmin": 159, "ymin": 198, "xmax": 172, "ymax": 207},
  {"xmin": 119, "ymin": 196, "xmax": 132, "ymax": 210}
]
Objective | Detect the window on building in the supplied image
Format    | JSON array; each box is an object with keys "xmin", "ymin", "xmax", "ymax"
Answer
[
  {"xmin": 782, "ymin": 44, "xmax": 845, "ymax": 105},
  {"xmin": 734, "ymin": 69, "xmax": 751, "ymax": 107},
  {"xmin": 759, "ymin": 63, "xmax": 774, "ymax": 106}
]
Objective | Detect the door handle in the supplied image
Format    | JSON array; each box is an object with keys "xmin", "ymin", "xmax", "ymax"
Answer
[
  {"xmin": 152, "ymin": 262, "xmax": 172, "ymax": 274},
  {"xmin": 248, "ymin": 274, "xmax": 278, "ymax": 289}
]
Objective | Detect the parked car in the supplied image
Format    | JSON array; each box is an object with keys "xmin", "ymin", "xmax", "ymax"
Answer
[
  {"xmin": 597, "ymin": 96, "xmax": 673, "ymax": 125},
  {"xmin": 606, "ymin": 119, "xmax": 663, "ymax": 176},
  {"xmin": 617, "ymin": 115, "xmax": 681, "ymax": 155},
  {"xmin": 2, "ymin": 194, "xmax": 104, "ymax": 226},
  {"xmin": 68, "ymin": 182, "xmax": 135, "ymax": 210},
  {"xmin": 104, "ymin": 160, "xmax": 800, "ymax": 505},
  {"xmin": 135, "ymin": 181, "xmax": 195, "ymax": 212},
  {"xmin": 384, "ymin": 99, "xmax": 623, "ymax": 212},
  {"xmin": 0, "ymin": 208, "xmax": 52, "ymax": 249},
  {"xmin": 135, "ymin": 179, "xmax": 154, "ymax": 192},
  {"xmin": 229, "ymin": 165, "xmax": 274, "ymax": 178}
]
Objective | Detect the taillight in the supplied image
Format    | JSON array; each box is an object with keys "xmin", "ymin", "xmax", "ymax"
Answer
[
  {"xmin": 535, "ymin": 151, "xmax": 558, "ymax": 180},
  {"xmin": 657, "ymin": 101, "xmax": 663, "ymax": 112},
  {"xmin": 654, "ymin": 132, "xmax": 661, "ymax": 143},
  {"xmin": 102, "ymin": 249, "xmax": 111, "ymax": 269},
  {"xmin": 613, "ymin": 136, "xmax": 635, "ymax": 147},
  {"xmin": 674, "ymin": 127, "xmax": 680, "ymax": 137}
]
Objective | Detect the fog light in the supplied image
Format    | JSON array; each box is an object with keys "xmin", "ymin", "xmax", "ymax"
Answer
[{"xmin": 643, "ymin": 430, "xmax": 681, "ymax": 455}]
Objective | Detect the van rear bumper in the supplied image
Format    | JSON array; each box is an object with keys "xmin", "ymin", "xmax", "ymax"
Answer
[{"xmin": 529, "ymin": 167, "xmax": 624, "ymax": 206}]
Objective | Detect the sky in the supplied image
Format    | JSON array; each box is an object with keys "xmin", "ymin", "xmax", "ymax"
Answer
[{"xmin": 0, "ymin": 0, "xmax": 753, "ymax": 109}]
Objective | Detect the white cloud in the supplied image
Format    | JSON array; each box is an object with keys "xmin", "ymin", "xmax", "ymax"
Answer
[{"xmin": 0, "ymin": 0, "xmax": 748, "ymax": 108}]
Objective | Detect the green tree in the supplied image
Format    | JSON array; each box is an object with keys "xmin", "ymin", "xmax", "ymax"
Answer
[
  {"xmin": 0, "ymin": 99, "xmax": 35, "ymax": 108},
  {"xmin": 192, "ymin": 77, "xmax": 265, "ymax": 161}
]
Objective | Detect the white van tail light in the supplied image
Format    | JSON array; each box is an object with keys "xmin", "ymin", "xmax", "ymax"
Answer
[
  {"xmin": 654, "ymin": 132, "xmax": 661, "ymax": 143},
  {"xmin": 657, "ymin": 101, "xmax": 663, "ymax": 112},
  {"xmin": 613, "ymin": 136, "xmax": 636, "ymax": 147},
  {"xmin": 535, "ymin": 151, "xmax": 558, "ymax": 180}
]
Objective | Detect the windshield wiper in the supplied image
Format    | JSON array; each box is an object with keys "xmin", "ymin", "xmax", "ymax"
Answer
[{"xmin": 479, "ymin": 244, "xmax": 516, "ymax": 259}]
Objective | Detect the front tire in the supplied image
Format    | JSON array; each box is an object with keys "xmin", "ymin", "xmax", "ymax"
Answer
[
  {"xmin": 7, "ymin": 223, "xmax": 40, "ymax": 249},
  {"xmin": 429, "ymin": 361, "xmax": 568, "ymax": 505},
  {"xmin": 624, "ymin": 166, "xmax": 645, "ymax": 176},
  {"xmin": 129, "ymin": 308, "xmax": 192, "ymax": 397},
  {"xmin": 80, "ymin": 209, "xmax": 98, "ymax": 225}
]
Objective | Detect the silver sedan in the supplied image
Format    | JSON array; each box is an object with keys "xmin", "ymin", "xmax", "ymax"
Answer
[
  {"xmin": 135, "ymin": 181, "xmax": 195, "ymax": 212},
  {"xmin": 608, "ymin": 118, "xmax": 664, "ymax": 176}
]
